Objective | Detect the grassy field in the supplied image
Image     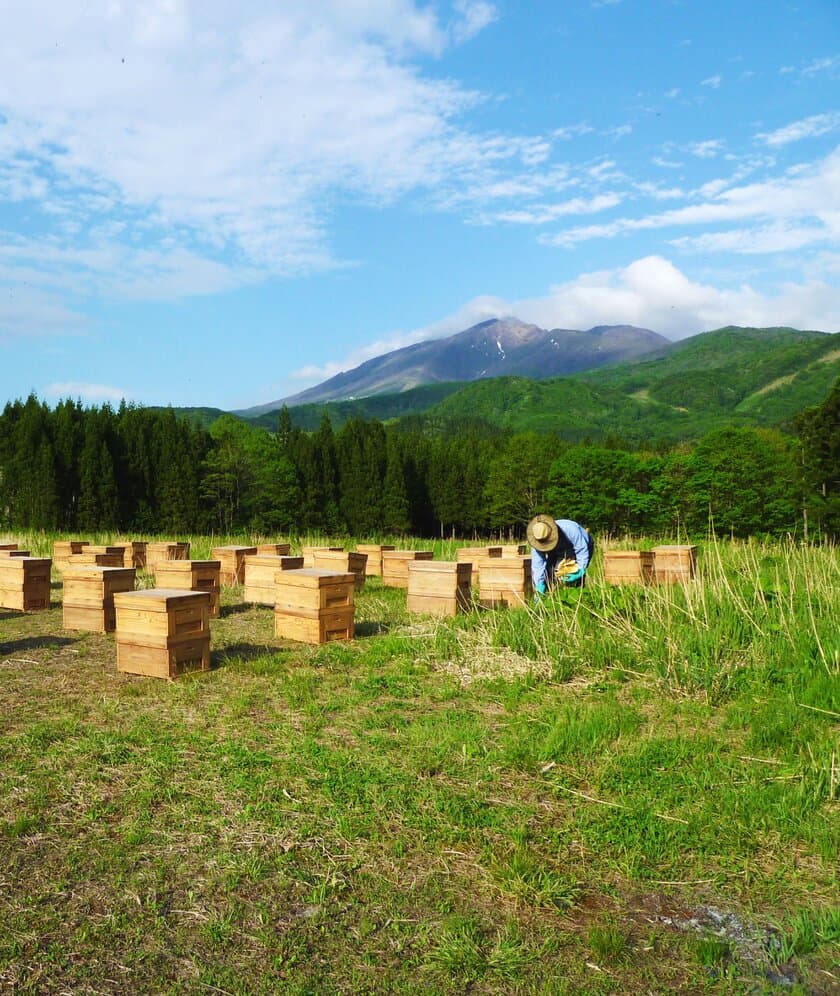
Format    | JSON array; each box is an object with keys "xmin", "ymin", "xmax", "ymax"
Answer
[{"xmin": 0, "ymin": 533, "xmax": 838, "ymax": 994}]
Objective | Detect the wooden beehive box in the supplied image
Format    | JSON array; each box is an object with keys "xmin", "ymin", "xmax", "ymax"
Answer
[
  {"xmin": 407, "ymin": 561, "xmax": 472, "ymax": 617},
  {"xmin": 146, "ymin": 541, "xmax": 191, "ymax": 574},
  {"xmin": 603, "ymin": 550, "xmax": 655, "ymax": 585},
  {"xmin": 274, "ymin": 569, "xmax": 355, "ymax": 644},
  {"xmin": 256, "ymin": 543, "xmax": 291, "ymax": 556},
  {"xmin": 381, "ymin": 550, "xmax": 434, "ymax": 588},
  {"xmin": 0, "ymin": 549, "xmax": 30, "ymax": 557},
  {"xmin": 301, "ymin": 545, "xmax": 344, "ymax": 568},
  {"xmin": 243, "ymin": 554, "xmax": 304, "ymax": 605},
  {"xmin": 500, "ymin": 544, "xmax": 529, "ymax": 557},
  {"xmin": 155, "ymin": 560, "xmax": 222, "ymax": 618},
  {"xmin": 0, "ymin": 557, "xmax": 52, "ymax": 610},
  {"xmin": 0, "ymin": 542, "xmax": 19, "ymax": 552},
  {"xmin": 211, "ymin": 545, "xmax": 258, "ymax": 585},
  {"xmin": 652, "ymin": 545, "xmax": 698, "ymax": 583},
  {"xmin": 62, "ymin": 565, "xmax": 136, "ymax": 632},
  {"xmin": 355, "ymin": 544, "xmax": 395, "ymax": 577},
  {"xmin": 116, "ymin": 541, "xmax": 147, "ymax": 570},
  {"xmin": 67, "ymin": 549, "xmax": 125, "ymax": 568},
  {"xmin": 312, "ymin": 549, "xmax": 367, "ymax": 590},
  {"xmin": 113, "ymin": 588, "xmax": 211, "ymax": 679},
  {"xmin": 53, "ymin": 540, "xmax": 90, "ymax": 572},
  {"xmin": 455, "ymin": 546, "xmax": 502, "ymax": 586},
  {"xmin": 477, "ymin": 556, "xmax": 532, "ymax": 608}
]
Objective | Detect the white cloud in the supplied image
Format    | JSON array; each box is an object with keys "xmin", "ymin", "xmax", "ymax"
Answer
[
  {"xmin": 757, "ymin": 112, "xmax": 840, "ymax": 147},
  {"xmin": 664, "ymin": 88, "xmax": 681, "ymax": 99},
  {"xmin": 42, "ymin": 382, "xmax": 130, "ymax": 404},
  {"xmin": 480, "ymin": 193, "xmax": 621, "ymax": 226},
  {"xmin": 689, "ymin": 139, "xmax": 725, "ymax": 159},
  {"xmin": 542, "ymin": 146, "xmax": 840, "ymax": 250},
  {"xmin": 801, "ymin": 55, "xmax": 840, "ymax": 78},
  {"xmin": 451, "ymin": 1, "xmax": 498, "ymax": 43},
  {"xmin": 701, "ymin": 75, "xmax": 722, "ymax": 88}
]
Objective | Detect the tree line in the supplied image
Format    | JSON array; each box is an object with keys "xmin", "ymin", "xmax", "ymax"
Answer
[{"xmin": 0, "ymin": 381, "xmax": 837, "ymax": 540}]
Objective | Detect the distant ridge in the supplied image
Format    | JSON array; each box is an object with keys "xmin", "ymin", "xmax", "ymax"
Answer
[{"xmin": 238, "ymin": 317, "xmax": 669, "ymax": 413}]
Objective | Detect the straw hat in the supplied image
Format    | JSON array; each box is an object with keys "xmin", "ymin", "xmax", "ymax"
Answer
[{"xmin": 527, "ymin": 514, "xmax": 559, "ymax": 553}]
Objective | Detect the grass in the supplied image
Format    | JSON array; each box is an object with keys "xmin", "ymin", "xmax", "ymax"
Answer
[{"xmin": 0, "ymin": 531, "xmax": 837, "ymax": 993}]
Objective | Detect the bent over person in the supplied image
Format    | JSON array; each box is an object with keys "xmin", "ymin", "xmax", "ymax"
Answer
[{"xmin": 527, "ymin": 514, "xmax": 594, "ymax": 594}]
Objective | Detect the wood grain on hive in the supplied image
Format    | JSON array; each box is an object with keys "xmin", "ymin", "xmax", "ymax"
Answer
[
  {"xmin": 652, "ymin": 545, "xmax": 698, "ymax": 583},
  {"xmin": 355, "ymin": 544, "xmax": 395, "ymax": 576},
  {"xmin": 603, "ymin": 550, "xmax": 655, "ymax": 585},
  {"xmin": 477, "ymin": 556, "xmax": 532, "ymax": 608},
  {"xmin": 311, "ymin": 549, "xmax": 367, "ymax": 590}
]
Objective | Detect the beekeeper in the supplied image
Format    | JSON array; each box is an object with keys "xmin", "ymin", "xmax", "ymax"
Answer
[{"xmin": 527, "ymin": 514, "xmax": 594, "ymax": 594}]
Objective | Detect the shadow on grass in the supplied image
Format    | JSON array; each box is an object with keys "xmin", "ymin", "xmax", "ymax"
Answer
[
  {"xmin": 355, "ymin": 620, "xmax": 391, "ymax": 637},
  {"xmin": 0, "ymin": 635, "xmax": 77, "ymax": 655},
  {"xmin": 220, "ymin": 602, "xmax": 255, "ymax": 618},
  {"xmin": 211, "ymin": 642, "xmax": 282, "ymax": 668}
]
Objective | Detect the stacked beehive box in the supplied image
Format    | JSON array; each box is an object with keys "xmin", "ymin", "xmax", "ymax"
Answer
[
  {"xmin": 117, "ymin": 541, "xmax": 147, "ymax": 570},
  {"xmin": 455, "ymin": 546, "xmax": 502, "ymax": 586},
  {"xmin": 312, "ymin": 549, "xmax": 367, "ymax": 590},
  {"xmin": 500, "ymin": 544, "xmax": 529, "ymax": 557},
  {"xmin": 652, "ymin": 545, "xmax": 698, "ymax": 583},
  {"xmin": 477, "ymin": 556, "xmax": 532, "ymax": 608},
  {"xmin": 155, "ymin": 560, "xmax": 222, "ymax": 618},
  {"xmin": 301, "ymin": 545, "xmax": 344, "ymax": 568},
  {"xmin": 53, "ymin": 540, "xmax": 90, "ymax": 572},
  {"xmin": 256, "ymin": 543, "xmax": 291, "ymax": 556},
  {"xmin": 211, "ymin": 545, "xmax": 258, "ymax": 585},
  {"xmin": 146, "ymin": 541, "xmax": 191, "ymax": 575},
  {"xmin": 62, "ymin": 565, "xmax": 136, "ymax": 632},
  {"xmin": 0, "ymin": 556, "xmax": 52, "ymax": 610},
  {"xmin": 406, "ymin": 561, "xmax": 472, "ymax": 617},
  {"xmin": 381, "ymin": 550, "xmax": 434, "ymax": 588},
  {"xmin": 603, "ymin": 550, "xmax": 655, "ymax": 585},
  {"xmin": 67, "ymin": 546, "xmax": 125, "ymax": 568},
  {"xmin": 113, "ymin": 588, "xmax": 211, "ymax": 679},
  {"xmin": 274, "ymin": 569, "xmax": 355, "ymax": 644},
  {"xmin": 355, "ymin": 544, "xmax": 395, "ymax": 577},
  {"xmin": 243, "ymin": 554, "xmax": 304, "ymax": 605}
]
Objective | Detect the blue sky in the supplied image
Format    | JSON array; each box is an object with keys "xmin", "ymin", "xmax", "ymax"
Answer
[{"xmin": 1, "ymin": 0, "xmax": 838, "ymax": 410}]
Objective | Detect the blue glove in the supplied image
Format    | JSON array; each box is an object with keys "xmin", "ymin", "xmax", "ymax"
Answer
[
  {"xmin": 535, "ymin": 580, "xmax": 547, "ymax": 595},
  {"xmin": 562, "ymin": 568, "xmax": 585, "ymax": 584}
]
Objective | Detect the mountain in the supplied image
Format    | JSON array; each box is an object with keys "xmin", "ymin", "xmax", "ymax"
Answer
[{"xmin": 240, "ymin": 318, "xmax": 668, "ymax": 412}]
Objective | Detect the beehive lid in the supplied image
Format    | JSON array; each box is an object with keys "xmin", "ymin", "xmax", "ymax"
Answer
[
  {"xmin": 212, "ymin": 545, "xmax": 258, "ymax": 553},
  {"xmin": 383, "ymin": 550, "xmax": 434, "ymax": 560},
  {"xmin": 157, "ymin": 559, "xmax": 221, "ymax": 571},
  {"xmin": 63, "ymin": 566, "xmax": 136, "ymax": 581},
  {"xmin": 0, "ymin": 542, "xmax": 19, "ymax": 550},
  {"xmin": 274, "ymin": 568, "xmax": 354, "ymax": 588},
  {"xmin": 652, "ymin": 544, "xmax": 697, "ymax": 553},
  {"xmin": 113, "ymin": 588, "xmax": 210, "ymax": 609},
  {"xmin": 408, "ymin": 560, "xmax": 469, "ymax": 574},
  {"xmin": 0, "ymin": 556, "xmax": 51, "ymax": 569}
]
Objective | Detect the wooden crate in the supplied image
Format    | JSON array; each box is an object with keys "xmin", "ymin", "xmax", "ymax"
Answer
[
  {"xmin": 116, "ymin": 541, "xmax": 147, "ymax": 570},
  {"xmin": 301, "ymin": 545, "xmax": 344, "ymax": 568},
  {"xmin": 500, "ymin": 544, "xmax": 529, "ymax": 557},
  {"xmin": 312, "ymin": 550, "xmax": 368, "ymax": 590},
  {"xmin": 355, "ymin": 544, "xmax": 395, "ymax": 577},
  {"xmin": 67, "ymin": 550, "xmax": 125, "ymax": 568},
  {"xmin": 53, "ymin": 540, "xmax": 89, "ymax": 572},
  {"xmin": 652, "ymin": 545, "xmax": 698, "ymax": 583},
  {"xmin": 155, "ymin": 560, "xmax": 222, "ymax": 618},
  {"xmin": 455, "ymin": 546, "xmax": 502, "ymax": 586},
  {"xmin": 113, "ymin": 588, "xmax": 211, "ymax": 679},
  {"xmin": 243, "ymin": 555, "xmax": 304, "ymax": 605},
  {"xmin": 381, "ymin": 550, "xmax": 434, "ymax": 588},
  {"xmin": 407, "ymin": 561, "xmax": 472, "ymax": 617},
  {"xmin": 603, "ymin": 550, "xmax": 655, "ymax": 585},
  {"xmin": 211, "ymin": 545, "xmax": 258, "ymax": 585},
  {"xmin": 477, "ymin": 556, "xmax": 532, "ymax": 608},
  {"xmin": 256, "ymin": 543, "xmax": 291, "ymax": 556},
  {"xmin": 274, "ymin": 569, "xmax": 355, "ymax": 644},
  {"xmin": 0, "ymin": 557, "xmax": 52, "ymax": 610},
  {"xmin": 63, "ymin": 565, "xmax": 136, "ymax": 632},
  {"xmin": 146, "ymin": 541, "xmax": 191, "ymax": 574}
]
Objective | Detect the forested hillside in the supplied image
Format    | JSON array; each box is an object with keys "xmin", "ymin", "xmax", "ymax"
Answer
[{"xmin": 2, "ymin": 382, "xmax": 838, "ymax": 541}]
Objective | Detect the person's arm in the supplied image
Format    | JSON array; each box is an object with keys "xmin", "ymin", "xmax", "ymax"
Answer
[
  {"xmin": 531, "ymin": 548, "xmax": 549, "ymax": 593},
  {"xmin": 561, "ymin": 521, "xmax": 592, "ymax": 572}
]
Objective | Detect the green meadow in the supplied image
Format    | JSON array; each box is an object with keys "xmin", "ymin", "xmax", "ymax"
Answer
[{"xmin": 0, "ymin": 533, "xmax": 837, "ymax": 994}]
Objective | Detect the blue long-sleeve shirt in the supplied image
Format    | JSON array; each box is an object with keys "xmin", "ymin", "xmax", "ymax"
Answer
[{"xmin": 531, "ymin": 519, "xmax": 593, "ymax": 589}]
